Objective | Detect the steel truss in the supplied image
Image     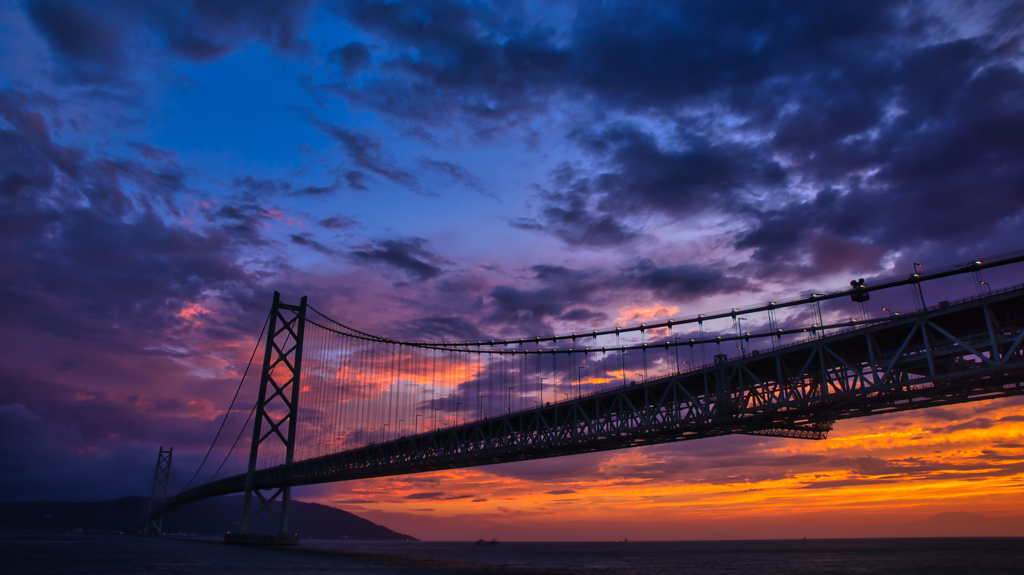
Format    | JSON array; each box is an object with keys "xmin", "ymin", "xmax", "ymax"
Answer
[
  {"xmin": 160, "ymin": 286, "xmax": 1024, "ymax": 511},
  {"xmin": 141, "ymin": 447, "xmax": 172, "ymax": 534},
  {"xmin": 240, "ymin": 291, "xmax": 306, "ymax": 537}
]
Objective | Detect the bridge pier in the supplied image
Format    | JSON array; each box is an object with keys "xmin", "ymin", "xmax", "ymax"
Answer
[{"xmin": 237, "ymin": 291, "xmax": 306, "ymax": 544}]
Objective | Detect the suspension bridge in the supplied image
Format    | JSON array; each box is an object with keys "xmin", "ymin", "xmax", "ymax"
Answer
[{"xmin": 144, "ymin": 255, "xmax": 1024, "ymax": 544}]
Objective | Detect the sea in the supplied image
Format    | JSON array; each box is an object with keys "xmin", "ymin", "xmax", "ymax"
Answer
[{"xmin": 4, "ymin": 533, "xmax": 1024, "ymax": 574}]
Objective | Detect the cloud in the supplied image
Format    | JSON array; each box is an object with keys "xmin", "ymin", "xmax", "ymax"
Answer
[
  {"xmin": 419, "ymin": 158, "xmax": 486, "ymax": 193},
  {"xmin": 318, "ymin": 215, "xmax": 359, "ymax": 230},
  {"xmin": 406, "ymin": 491, "xmax": 445, "ymax": 500},
  {"xmin": 290, "ymin": 233, "xmax": 338, "ymax": 255},
  {"xmin": 330, "ymin": 42, "xmax": 372, "ymax": 76},
  {"xmin": 310, "ymin": 118, "xmax": 422, "ymax": 192},
  {"xmin": 628, "ymin": 259, "xmax": 749, "ymax": 300},
  {"xmin": 350, "ymin": 237, "xmax": 445, "ymax": 282},
  {"xmin": 330, "ymin": 0, "xmax": 1024, "ymax": 264},
  {"xmin": 0, "ymin": 90, "xmax": 280, "ymax": 498},
  {"xmin": 289, "ymin": 183, "xmax": 338, "ymax": 197},
  {"xmin": 26, "ymin": 0, "xmax": 317, "ymax": 83}
]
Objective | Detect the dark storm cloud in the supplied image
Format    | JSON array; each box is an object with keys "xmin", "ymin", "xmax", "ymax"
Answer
[
  {"xmin": 580, "ymin": 125, "xmax": 786, "ymax": 217},
  {"xmin": 738, "ymin": 49, "xmax": 1024, "ymax": 274},
  {"xmin": 332, "ymin": 0, "xmax": 571, "ymax": 129},
  {"xmin": 487, "ymin": 265, "xmax": 598, "ymax": 330},
  {"xmin": 27, "ymin": 0, "xmax": 316, "ymax": 82},
  {"xmin": 509, "ymin": 164, "xmax": 639, "ymax": 248},
  {"xmin": 329, "ymin": 0, "xmax": 901, "ymax": 125},
  {"xmin": 350, "ymin": 237, "xmax": 445, "ymax": 281},
  {"xmin": 331, "ymin": 0, "xmax": 1024, "ymax": 264},
  {"xmin": 0, "ymin": 90, "xmax": 278, "ymax": 498},
  {"xmin": 629, "ymin": 259, "xmax": 749, "ymax": 299},
  {"xmin": 516, "ymin": 121, "xmax": 789, "ymax": 247},
  {"xmin": 403, "ymin": 317, "xmax": 484, "ymax": 342},
  {"xmin": 484, "ymin": 261, "xmax": 742, "ymax": 332}
]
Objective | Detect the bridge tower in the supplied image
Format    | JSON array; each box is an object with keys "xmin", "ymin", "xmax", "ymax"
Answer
[
  {"xmin": 141, "ymin": 447, "xmax": 172, "ymax": 534},
  {"xmin": 233, "ymin": 291, "xmax": 306, "ymax": 544}
]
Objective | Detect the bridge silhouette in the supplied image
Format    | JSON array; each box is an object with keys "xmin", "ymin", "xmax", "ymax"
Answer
[{"xmin": 146, "ymin": 255, "xmax": 1024, "ymax": 543}]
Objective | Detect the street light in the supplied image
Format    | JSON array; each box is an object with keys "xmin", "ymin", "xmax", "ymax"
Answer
[
  {"xmin": 736, "ymin": 318, "xmax": 747, "ymax": 357},
  {"xmin": 980, "ymin": 281, "xmax": 992, "ymax": 295},
  {"xmin": 913, "ymin": 262, "xmax": 926, "ymax": 308},
  {"xmin": 415, "ymin": 413, "xmax": 422, "ymax": 434},
  {"xmin": 456, "ymin": 402, "xmax": 463, "ymax": 425},
  {"xmin": 674, "ymin": 337, "xmax": 683, "ymax": 371}
]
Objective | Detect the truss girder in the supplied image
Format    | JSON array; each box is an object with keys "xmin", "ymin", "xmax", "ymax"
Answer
[{"xmin": 159, "ymin": 287, "xmax": 1024, "ymax": 514}]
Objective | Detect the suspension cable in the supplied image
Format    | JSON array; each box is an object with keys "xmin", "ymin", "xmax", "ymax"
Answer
[{"xmin": 182, "ymin": 309, "xmax": 271, "ymax": 490}]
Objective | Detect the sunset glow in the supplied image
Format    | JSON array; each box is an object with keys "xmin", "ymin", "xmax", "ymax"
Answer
[{"xmin": 2, "ymin": 0, "xmax": 1023, "ymax": 542}]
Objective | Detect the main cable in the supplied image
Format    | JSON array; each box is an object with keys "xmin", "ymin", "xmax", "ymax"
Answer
[{"xmin": 182, "ymin": 308, "xmax": 271, "ymax": 491}]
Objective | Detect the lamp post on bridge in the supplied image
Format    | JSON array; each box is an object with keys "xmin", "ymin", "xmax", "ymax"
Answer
[
  {"xmin": 736, "ymin": 318, "xmax": 747, "ymax": 357},
  {"xmin": 913, "ymin": 262, "xmax": 926, "ymax": 309},
  {"xmin": 415, "ymin": 414, "xmax": 422, "ymax": 434},
  {"xmin": 456, "ymin": 402, "xmax": 463, "ymax": 426}
]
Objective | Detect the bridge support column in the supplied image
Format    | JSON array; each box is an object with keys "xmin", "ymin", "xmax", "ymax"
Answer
[
  {"xmin": 141, "ymin": 447, "xmax": 172, "ymax": 534},
  {"xmin": 237, "ymin": 291, "xmax": 306, "ymax": 544}
]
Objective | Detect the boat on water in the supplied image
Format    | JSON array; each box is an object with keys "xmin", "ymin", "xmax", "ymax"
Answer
[{"xmin": 475, "ymin": 539, "xmax": 499, "ymax": 545}]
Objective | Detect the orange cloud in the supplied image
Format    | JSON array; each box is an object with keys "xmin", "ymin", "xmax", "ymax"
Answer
[{"xmin": 296, "ymin": 396, "xmax": 1024, "ymax": 540}]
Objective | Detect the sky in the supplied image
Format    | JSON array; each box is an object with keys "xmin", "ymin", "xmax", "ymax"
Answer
[{"xmin": 2, "ymin": 0, "xmax": 1024, "ymax": 541}]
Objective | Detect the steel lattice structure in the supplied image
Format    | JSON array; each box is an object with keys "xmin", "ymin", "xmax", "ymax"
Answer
[
  {"xmin": 157, "ymin": 276, "xmax": 1024, "ymax": 523},
  {"xmin": 141, "ymin": 447, "xmax": 172, "ymax": 534}
]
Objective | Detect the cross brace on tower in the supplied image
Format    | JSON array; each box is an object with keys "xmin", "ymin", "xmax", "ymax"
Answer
[
  {"xmin": 229, "ymin": 291, "xmax": 306, "ymax": 545},
  {"xmin": 141, "ymin": 447, "xmax": 172, "ymax": 534}
]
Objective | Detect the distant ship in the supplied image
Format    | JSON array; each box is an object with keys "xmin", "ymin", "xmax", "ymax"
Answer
[{"xmin": 475, "ymin": 538, "xmax": 499, "ymax": 545}]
